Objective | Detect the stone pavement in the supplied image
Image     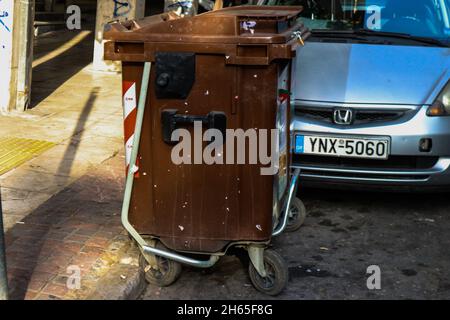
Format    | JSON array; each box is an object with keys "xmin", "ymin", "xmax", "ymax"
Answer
[
  {"xmin": 0, "ymin": 29, "xmax": 143, "ymax": 299},
  {"xmin": 5, "ymin": 155, "xmax": 134, "ymax": 300}
]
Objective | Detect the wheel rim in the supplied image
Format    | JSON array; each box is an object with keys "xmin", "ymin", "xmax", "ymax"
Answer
[
  {"xmin": 254, "ymin": 262, "xmax": 276, "ymax": 289},
  {"xmin": 147, "ymin": 256, "xmax": 170, "ymax": 280},
  {"xmin": 287, "ymin": 205, "xmax": 299, "ymax": 226}
]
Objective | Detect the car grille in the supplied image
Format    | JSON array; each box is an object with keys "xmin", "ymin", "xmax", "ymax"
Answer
[
  {"xmin": 299, "ymin": 169, "xmax": 430, "ymax": 182},
  {"xmin": 292, "ymin": 155, "xmax": 439, "ymax": 170},
  {"xmin": 295, "ymin": 106, "xmax": 407, "ymax": 124}
]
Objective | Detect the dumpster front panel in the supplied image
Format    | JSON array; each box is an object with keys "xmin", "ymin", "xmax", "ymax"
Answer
[{"xmin": 123, "ymin": 54, "xmax": 283, "ymax": 253}]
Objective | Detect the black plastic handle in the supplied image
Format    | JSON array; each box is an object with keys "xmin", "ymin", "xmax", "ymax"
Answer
[{"xmin": 161, "ymin": 109, "xmax": 227, "ymax": 144}]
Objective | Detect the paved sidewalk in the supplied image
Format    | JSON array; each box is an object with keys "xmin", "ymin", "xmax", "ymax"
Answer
[
  {"xmin": 1, "ymin": 30, "xmax": 142, "ymax": 299},
  {"xmin": 5, "ymin": 155, "xmax": 132, "ymax": 299},
  {"xmin": 1, "ymin": 30, "xmax": 124, "ymax": 231}
]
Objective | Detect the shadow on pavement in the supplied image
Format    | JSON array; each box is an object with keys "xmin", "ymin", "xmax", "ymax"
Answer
[
  {"xmin": 4, "ymin": 156, "xmax": 124, "ymax": 300},
  {"xmin": 55, "ymin": 87, "xmax": 98, "ymax": 180},
  {"xmin": 4, "ymin": 87, "xmax": 116, "ymax": 300}
]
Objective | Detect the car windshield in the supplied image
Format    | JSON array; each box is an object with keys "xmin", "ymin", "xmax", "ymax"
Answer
[{"xmin": 278, "ymin": 0, "xmax": 450, "ymax": 44}]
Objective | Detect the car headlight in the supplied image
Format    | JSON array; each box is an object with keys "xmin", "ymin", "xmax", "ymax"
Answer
[{"xmin": 427, "ymin": 82, "xmax": 450, "ymax": 116}]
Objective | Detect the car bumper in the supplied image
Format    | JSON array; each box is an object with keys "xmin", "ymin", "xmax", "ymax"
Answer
[
  {"xmin": 292, "ymin": 157, "xmax": 450, "ymax": 187},
  {"xmin": 291, "ymin": 102, "xmax": 450, "ymax": 187}
]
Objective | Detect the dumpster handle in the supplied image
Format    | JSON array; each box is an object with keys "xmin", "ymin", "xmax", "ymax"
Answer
[
  {"xmin": 121, "ymin": 62, "xmax": 219, "ymax": 268},
  {"xmin": 272, "ymin": 168, "xmax": 300, "ymax": 237},
  {"xmin": 161, "ymin": 109, "xmax": 227, "ymax": 144}
]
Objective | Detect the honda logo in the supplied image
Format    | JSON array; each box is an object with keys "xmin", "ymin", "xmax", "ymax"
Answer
[{"xmin": 333, "ymin": 108, "xmax": 354, "ymax": 125}]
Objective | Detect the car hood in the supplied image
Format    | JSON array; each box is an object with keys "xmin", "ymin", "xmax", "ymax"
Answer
[{"xmin": 292, "ymin": 41, "xmax": 450, "ymax": 105}]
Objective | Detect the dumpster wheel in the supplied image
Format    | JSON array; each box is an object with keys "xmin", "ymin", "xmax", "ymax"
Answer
[
  {"xmin": 139, "ymin": 242, "xmax": 182, "ymax": 287},
  {"xmin": 248, "ymin": 249, "xmax": 288, "ymax": 296},
  {"xmin": 285, "ymin": 197, "xmax": 306, "ymax": 232}
]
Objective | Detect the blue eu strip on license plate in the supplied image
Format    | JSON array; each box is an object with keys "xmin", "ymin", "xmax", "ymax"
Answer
[{"xmin": 295, "ymin": 135, "xmax": 304, "ymax": 154}]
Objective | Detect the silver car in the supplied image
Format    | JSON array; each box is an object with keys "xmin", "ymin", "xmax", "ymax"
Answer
[{"xmin": 290, "ymin": 0, "xmax": 450, "ymax": 188}]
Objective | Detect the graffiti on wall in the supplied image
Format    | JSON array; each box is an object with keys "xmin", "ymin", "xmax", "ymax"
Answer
[
  {"xmin": 0, "ymin": 0, "xmax": 13, "ymax": 109},
  {"xmin": 113, "ymin": 0, "xmax": 132, "ymax": 18},
  {"xmin": 0, "ymin": 8, "xmax": 10, "ymax": 32},
  {"xmin": 0, "ymin": 0, "xmax": 12, "ymax": 51}
]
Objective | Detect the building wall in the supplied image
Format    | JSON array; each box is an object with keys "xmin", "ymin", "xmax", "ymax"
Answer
[
  {"xmin": 0, "ymin": 0, "xmax": 15, "ymax": 112},
  {"xmin": 92, "ymin": 0, "xmax": 145, "ymax": 72},
  {"xmin": 0, "ymin": 0, "xmax": 32, "ymax": 112}
]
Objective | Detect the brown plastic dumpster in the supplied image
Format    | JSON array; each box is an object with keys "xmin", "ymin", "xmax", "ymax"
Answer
[{"xmin": 104, "ymin": 5, "xmax": 309, "ymax": 295}]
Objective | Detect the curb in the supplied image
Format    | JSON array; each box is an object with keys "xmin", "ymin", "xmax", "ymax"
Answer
[
  {"xmin": 87, "ymin": 263, "xmax": 146, "ymax": 300},
  {"xmin": 86, "ymin": 244, "xmax": 146, "ymax": 300}
]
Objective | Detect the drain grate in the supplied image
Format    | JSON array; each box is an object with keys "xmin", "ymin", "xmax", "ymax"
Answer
[{"xmin": 0, "ymin": 137, "xmax": 55, "ymax": 176}]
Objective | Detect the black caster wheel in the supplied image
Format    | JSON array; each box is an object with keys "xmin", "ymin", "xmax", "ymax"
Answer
[
  {"xmin": 285, "ymin": 197, "xmax": 306, "ymax": 232},
  {"xmin": 248, "ymin": 249, "xmax": 288, "ymax": 296},
  {"xmin": 139, "ymin": 242, "xmax": 182, "ymax": 287}
]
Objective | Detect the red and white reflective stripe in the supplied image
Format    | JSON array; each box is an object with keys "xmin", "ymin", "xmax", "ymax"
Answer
[{"xmin": 122, "ymin": 81, "xmax": 139, "ymax": 176}]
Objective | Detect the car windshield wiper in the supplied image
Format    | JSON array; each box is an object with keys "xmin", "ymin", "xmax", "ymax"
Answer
[
  {"xmin": 353, "ymin": 29, "xmax": 449, "ymax": 47},
  {"xmin": 311, "ymin": 29, "xmax": 449, "ymax": 47},
  {"xmin": 310, "ymin": 30, "xmax": 385, "ymax": 43}
]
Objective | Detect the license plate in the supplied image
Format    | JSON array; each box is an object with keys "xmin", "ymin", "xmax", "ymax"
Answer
[{"xmin": 295, "ymin": 135, "xmax": 390, "ymax": 159}]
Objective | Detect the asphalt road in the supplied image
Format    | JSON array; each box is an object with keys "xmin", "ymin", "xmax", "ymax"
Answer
[{"xmin": 141, "ymin": 188, "xmax": 450, "ymax": 300}]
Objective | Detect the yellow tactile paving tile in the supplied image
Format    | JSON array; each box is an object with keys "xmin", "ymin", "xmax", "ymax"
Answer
[{"xmin": 0, "ymin": 137, "xmax": 55, "ymax": 176}]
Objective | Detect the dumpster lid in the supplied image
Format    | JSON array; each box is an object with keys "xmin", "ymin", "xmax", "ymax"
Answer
[{"xmin": 104, "ymin": 6, "xmax": 306, "ymax": 45}]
